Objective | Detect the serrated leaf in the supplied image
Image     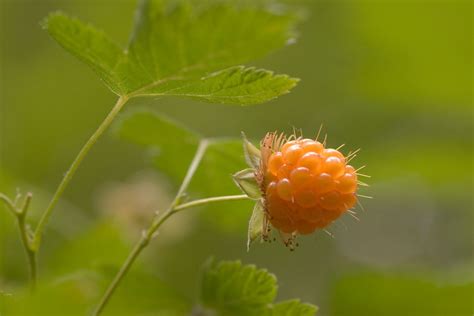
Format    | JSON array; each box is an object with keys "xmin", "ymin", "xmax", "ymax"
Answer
[
  {"xmin": 247, "ymin": 200, "xmax": 265, "ymax": 251},
  {"xmin": 42, "ymin": 12, "xmax": 125, "ymax": 95},
  {"xmin": 43, "ymin": 0, "xmax": 299, "ymax": 105},
  {"xmin": 201, "ymin": 260, "xmax": 277, "ymax": 316},
  {"xmin": 270, "ymin": 300, "xmax": 318, "ymax": 316},
  {"xmin": 136, "ymin": 66, "xmax": 298, "ymax": 105},
  {"xmin": 233, "ymin": 168, "xmax": 261, "ymax": 200}
]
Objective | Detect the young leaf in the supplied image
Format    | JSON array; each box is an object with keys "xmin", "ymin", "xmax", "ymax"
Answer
[
  {"xmin": 201, "ymin": 260, "xmax": 277, "ymax": 315},
  {"xmin": 270, "ymin": 300, "xmax": 318, "ymax": 316},
  {"xmin": 43, "ymin": 0, "xmax": 300, "ymax": 105},
  {"xmin": 247, "ymin": 200, "xmax": 265, "ymax": 251}
]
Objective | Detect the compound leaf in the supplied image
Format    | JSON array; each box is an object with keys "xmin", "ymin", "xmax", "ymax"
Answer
[{"xmin": 43, "ymin": 0, "xmax": 299, "ymax": 105}]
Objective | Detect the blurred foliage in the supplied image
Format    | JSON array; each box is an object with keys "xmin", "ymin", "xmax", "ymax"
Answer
[
  {"xmin": 1, "ymin": 0, "xmax": 472, "ymax": 315},
  {"xmin": 330, "ymin": 272, "xmax": 474, "ymax": 316}
]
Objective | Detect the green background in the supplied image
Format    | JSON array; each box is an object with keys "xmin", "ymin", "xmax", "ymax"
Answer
[{"xmin": 1, "ymin": 0, "xmax": 472, "ymax": 315}]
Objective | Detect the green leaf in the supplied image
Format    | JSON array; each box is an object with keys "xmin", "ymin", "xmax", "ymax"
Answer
[
  {"xmin": 270, "ymin": 300, "xmax": 318, "ymax": 316},
  {"xmin": 43, "ymin": 0, "xmax": 299, "ymax": 105},
  {"xmin": 42, "ymin": 12, "xmax": 125, "ymax": 95},
  {"xmin": 201, "ymin": 260, "xmax": 277, "ymax": 315},
  {"xmin": 233, "ymin": 168, "xmax": 261, "ymax": 200},
  {"xmin": 247, "ymin": 200, "xmax": 265, "ymax": 251},
  {"xmin": 136, "ymin": 66, "xmax": 298, "ymax": 105}
]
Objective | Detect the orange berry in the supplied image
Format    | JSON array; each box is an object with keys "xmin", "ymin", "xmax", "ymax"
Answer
[
  {"xmin": 283, "ymin": 144, "xmax": 304, "ymax": 165},
  {"xmin": 323, "ymin": 208, "xmax": 343, "ymax": 221},
  {"xmin": 301, "ymin": 140, "xmax": 324, "ymax": 154},
  {"xmin": 276, "ymin": 178, "xmax": 293, "ymax": 201},
  {"xmin": 280, "ymin": 140, "xmax": 297, "ymax": 154},
  {"xmin": 340, "ymin": 193, "xmax": 357, "ymax": 210},
  {"xmin": 270, "ymin": 216, "xmax": 296, "ymax": 233},
  {"xmin": 294, "ymin": 190, "xmax": 318, "ymax": 208},
  {"xmin": 298, "ymin": 152, "xmax": 323, "ymax": 174},
  {"xmin": 319, "ymin": 191, "xmax": 342, "ymax": 210},
  {"xmin": 268, "ymin": 152, "xmax": 284, "ymax": 176},
  {"xmin": 299, "ymin": 204, "xmax": 325, "ymax": 222},
  {"xmin": 323, "ymin": 148, "xmax": 346, "ymax": 162},
  {"xmin": 345, "ymin": 165, "xmax": 356, "ymax": 175},
  {"xmin": 256, "ymin": 131, "xmax": 365, "ymax": 242},
  {"xmin": 289, "ymin": 167, "xmax": 313, "ymax": 188},
  {"xmin": 266, "ymin": 181, "xmax": 278, "ymax": 198},
  {"xmin": 268, "ymin": 197, "xmax": 290, "ymax": 220},
  {"xmin": 266, "ymin": 171, "xmax": 278, "ymax": 183},
  {"xmin": 296, "ymin": 220, "xmax": 318, "ymax": 235},
  {"xmin": 313, "ymin": 173, "xmax": 336, "ymax": 194},
  {"xmin": 336, "ymin": 173, "xmax": 357, "ymax": 194},
  {"xmin": 323, "ymin": 156, "xmax": 345, "ymax": 178}
]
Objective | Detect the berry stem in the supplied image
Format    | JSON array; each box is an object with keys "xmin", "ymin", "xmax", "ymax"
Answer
[
  {"xmin": 93, "ymin": 141, "xmax": 251, "ymax": 315},
  {"xmin": 173, "ymin": 194, "xmax": 249, "ymax": 212},
  {"xmin": 32, "ymin": 96, "xmax": 129, "ymax": 250}
]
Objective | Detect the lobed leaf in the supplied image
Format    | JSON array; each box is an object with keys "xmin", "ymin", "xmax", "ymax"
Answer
[
  {"xmin": 43, "ymin": 0, "xmax": 299, "ymax": 105},
  {"xmin": 201, "ymin": 259, "xmax": 277, "ymax": 315},
  {"xmin": 200, "ymin": 260, "xmax": 318, "ymax": 316},
  {"xmin": 42, "ymin": 12, "xmax": 124, "ymax": 95}
]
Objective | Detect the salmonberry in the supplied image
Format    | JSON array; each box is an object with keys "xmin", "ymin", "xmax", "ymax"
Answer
[
  {"xmin": 236, "ymin": 131, "xmax": 365, "ymax": 250},
  {"xmin": 259, "ymin": 132, "xmax": 360, "ymax": 243}
]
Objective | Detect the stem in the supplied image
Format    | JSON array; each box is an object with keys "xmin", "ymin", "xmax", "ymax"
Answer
[
  {"xmin": 93, "ymin": 194, "xmax": 249, "ymax": 316},
  {"xmin": 1, "ymin": 192, "xmax": 37, "ymax": 290},
  {"xmin": 17, "ymin": 213, "xmax": 37, "ymax": 292},
  {"xmin": 94, "ymin": 140, "xmax": 226, "ymax": 316},
  {"xmin": 0, "ymin": 193, "xmax": 17, "ymax": 216},
  {"xmin": 173, "ymin": 194, "xmax": 249, "ymax": 212},
  {"xmin": 33, "ymin": 96, "xmax": 129, "ymax": 249}
]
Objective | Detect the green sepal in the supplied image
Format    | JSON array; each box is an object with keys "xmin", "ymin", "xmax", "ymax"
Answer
[
  {"xmin": 247, "ymin": 199, "xmax": 265, "ymax": 251},
  {"xmin": 232, "ymin": 168, "xmax": 261, "ymax": 200},
  {"xmin": 241, "ymin": 132, "xmax": 261, "ymax": 169}
]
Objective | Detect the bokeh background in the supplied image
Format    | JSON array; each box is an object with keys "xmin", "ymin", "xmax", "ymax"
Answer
[{"xmin": 1, "ymin": 0, "xmax": 472, "ymax": 315}]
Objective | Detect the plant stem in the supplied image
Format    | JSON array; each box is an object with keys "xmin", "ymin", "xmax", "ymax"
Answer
[
  {"xmin": 173, "ymin": 194, "xmax": 249, "ymax": 212},
  {"xmin": 1, "ymin": 192, "xmax": 37, "ymax": 290},
  {"xmin": 32, "ymin": 96, "xmax": 129, "ymax": 249},
  {"xmin": 17, "ymin": 213, "xmax": 37, "ymax": 292},
  {"xmin": 0, "ymin": 193, "xmax": 17, "ymax": 216},
  {"xmin": 94, "ymin": 141, "xmax": 251, "ymax": 315}
]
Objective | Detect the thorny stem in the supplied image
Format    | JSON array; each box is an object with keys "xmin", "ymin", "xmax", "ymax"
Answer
[
  {"xmin": 93, "ymin": 141, "xmax": 251, "ymax": 316},
  {"xmin": 32, "ymin": 96, "xmax": 129, "ymax": 249}
]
